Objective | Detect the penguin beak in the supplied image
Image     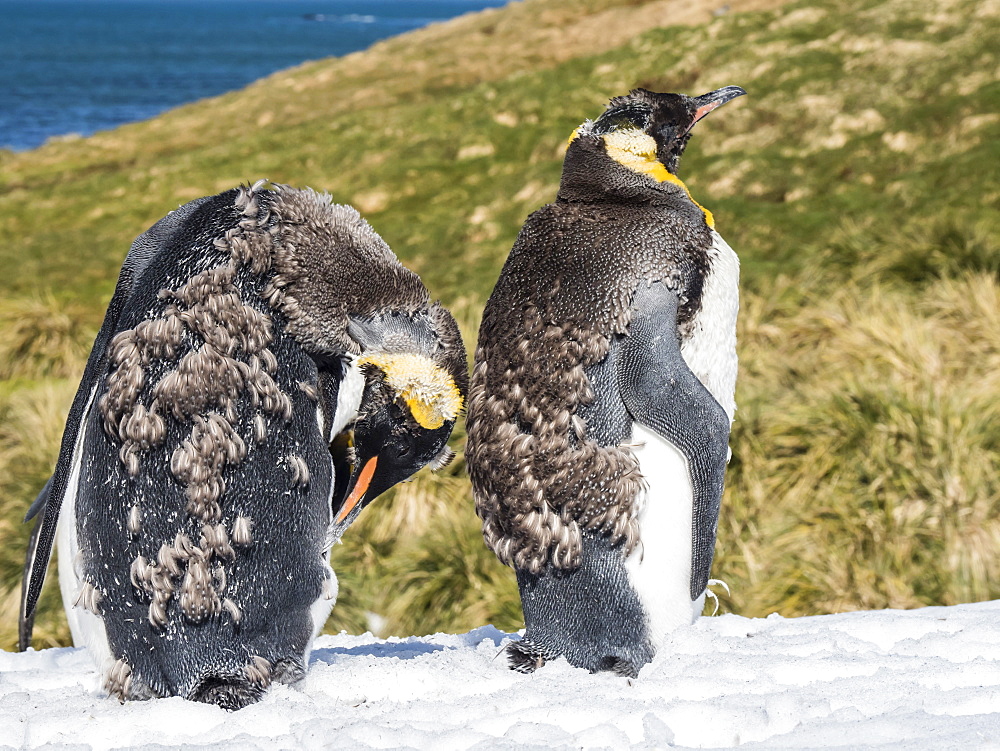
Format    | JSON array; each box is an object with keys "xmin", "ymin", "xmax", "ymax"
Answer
[
  {"xmin": 328, "ymin": 414, "xmax": 416, "ymax": 536},
  {"xmin": 335, "ymin": 456, "xmax": 379, "ymax": 527},
  {"xmin": 327, "ymin": 381, "xmax": 457, "ymax": 539},
  {"xmin": 689, "ymin": 85, "xmax": 747, "ymax": 130}
]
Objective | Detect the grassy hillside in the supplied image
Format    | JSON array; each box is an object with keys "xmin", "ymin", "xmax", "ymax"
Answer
[{"xmin": 2, "ymin": 0, "xmax": 998, "ymax": 650}]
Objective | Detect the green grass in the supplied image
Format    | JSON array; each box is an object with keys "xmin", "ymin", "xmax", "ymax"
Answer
[{"xmin": 1, "ymin": 0, "xmax": 999, "ymax": 649}]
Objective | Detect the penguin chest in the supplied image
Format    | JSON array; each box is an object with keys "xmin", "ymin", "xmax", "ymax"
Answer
[
  {"xmin": 624, "ymin": 423, "xmax": 704, "ymax": 648},
  {"xmin": 680, "ymin": 230, "xmax": 739, "ymax": 421},
  {"xmin": 329, "ymin": 355, "xmax": 365, "ymax": 440}
]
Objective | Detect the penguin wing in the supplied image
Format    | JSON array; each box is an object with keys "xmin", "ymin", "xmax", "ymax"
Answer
[
  {"xmin": 18, "ymin": 197, "xmax": 213, "ymax": 648},
  {"xmin": 22, "ymin": 475, "xmax": 53, "ymax": 523},
  {"xmin": 616, "ymin": 281, "xmax": 731, "ymax": 601},
  {"xmin": 17, "ymin": 477, "xmax": 53, "ymax": 650}
]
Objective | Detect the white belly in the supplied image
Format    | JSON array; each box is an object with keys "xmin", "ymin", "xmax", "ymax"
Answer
[
  {"xmin": 306, "ymin": 552, "xmax": 338, "ymax": 664},
  {"xmin": 56, "ymin": 385, "xmax": 114, "ymax": 674},
  {"xmin": 680, "ymin": 230, "xmax": 739, "ymax": 422},
  {"xmin": 624, "ymin": 424, "xmax": 705, "ymax": 649},
  {"xmin": 624, "ymin": 234, "xmax": 737, "ymax": 644}
]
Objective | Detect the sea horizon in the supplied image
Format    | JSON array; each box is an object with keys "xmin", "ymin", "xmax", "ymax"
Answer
[{"xmin": 0, "ymin": 0, "xmax": 507, "ymax": 152}]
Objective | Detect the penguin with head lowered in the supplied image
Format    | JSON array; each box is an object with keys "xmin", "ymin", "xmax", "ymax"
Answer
[
  {"xmin": 467, "ymin": 86, "xmax": 745, "ymax": 677},
  {"xmin": 19, "ymin": 181, "xmax": 467, "ymax": 709}
]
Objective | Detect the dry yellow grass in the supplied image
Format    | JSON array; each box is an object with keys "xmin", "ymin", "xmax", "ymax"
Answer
[
  {"xmin": 717, "ymin": 266, "xmax": 1000, "ymax": 617},
  {"xmin": 0, "ymin": 295, "xmax": 94, "ymax": 380},
  {"xmin": 0, "ymin": 380, "xmax": 78, "ymax": 649}
]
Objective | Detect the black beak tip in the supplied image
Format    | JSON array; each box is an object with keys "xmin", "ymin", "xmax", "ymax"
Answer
[
  {"xmin": 689, "ymin": 85, "xmax": 747, "ymax": 127},
  {"xmin": 708, "ymin": 85, "xmax": 747, "ymax": 104}
]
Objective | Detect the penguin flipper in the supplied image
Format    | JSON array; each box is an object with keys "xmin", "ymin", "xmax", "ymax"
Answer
[
  {"xmin": 23, "ymin": 475, "xmax": 52, "ymax": 523},
  {"xmin": 18, "ymin": 197, "xmax": 215, "ymax": 640},
  {"xmin": 18, "ymin": 480, "xmax": 50, "ymax": 651},
  {"xmin": 617, "ymin": 281, "xmax": 731, "ymax": 601}
]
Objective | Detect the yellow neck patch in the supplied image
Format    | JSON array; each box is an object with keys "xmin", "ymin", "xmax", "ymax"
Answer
[
  {"xmin": 599, "ymin": 129, "xmax": 715, "ymax": 228},
  {"xmin": 357, "ymin": 352, "xmax": 463, "ymax": 430}
]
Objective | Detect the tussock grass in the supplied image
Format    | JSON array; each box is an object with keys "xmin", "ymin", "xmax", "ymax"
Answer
[
  {"xmin": 380, "ymin": 500, "xmax": 523, "ymax": 636},
  {"xmin": 717, "ymin": 254, "xmax": 1000, "ymax": 616},
  {"xmin": 0, "ymin": 381, "xmax": 77, "ymax": 649},
  {"xmin": 2, "ymin": 0, "xmax": 999, "ymax": 649},
  {"xmin": 0, "ymin": 295, "xmax": 93, "ymax": 380},
  {"xmin": 329, "ymin": 455, "xmax": 521, "ymax": 638}
]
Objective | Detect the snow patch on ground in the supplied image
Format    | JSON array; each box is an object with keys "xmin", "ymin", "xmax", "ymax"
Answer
[{"xmin": 4, "ymin": 602, "xmax": 1000, "ymax": 749}]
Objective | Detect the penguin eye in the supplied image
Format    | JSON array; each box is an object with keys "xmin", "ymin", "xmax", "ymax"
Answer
[{"xmin": 389, "ymin": 401, "xmax": 407, "ymax": 421}]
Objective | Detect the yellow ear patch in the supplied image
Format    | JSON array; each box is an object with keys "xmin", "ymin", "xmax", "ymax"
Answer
[
  {"xmin": 357, "ymin": 352, "xmax": 464, "ymax": 430},
  {"xmin": 601, "ymin": 129, "xmax": 716, "ymax": 229}
]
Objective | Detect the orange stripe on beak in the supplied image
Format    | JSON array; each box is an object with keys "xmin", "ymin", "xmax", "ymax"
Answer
[
  {"xmin": 692, "ymin": 101, "xmax": 721, "ymax": 125},
  {"xmin": 336, "ymin": 456, "xmax": 378, "ymax": 524}
]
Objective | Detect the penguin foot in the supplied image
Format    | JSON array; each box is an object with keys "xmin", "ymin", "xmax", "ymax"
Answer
[
  {"xmin": 596, "ymin": 655, "xmax": 640, "ymax": 678},
  {"xmin": 189, "ymin": 674, "xmax": 265, "ymax": 711},
  {"xmin": 506, "ymin": 639, "xmax": 548, "ymax": 673}
]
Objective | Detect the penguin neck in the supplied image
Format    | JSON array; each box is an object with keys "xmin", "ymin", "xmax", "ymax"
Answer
[
  {"xmin": 557, "ymin": 139, "xmax": 715, "ymax": 227},
  {"xmin": 603, "ymin": 143, "xmax": 716, "ymax": 229}
]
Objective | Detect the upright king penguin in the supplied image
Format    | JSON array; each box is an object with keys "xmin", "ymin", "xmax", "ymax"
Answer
[
  {"xmin": 19, "ymin": 181, "xmax": 467, "ymax": 708},
  {"xmin": 467, "ymin": 86, "xmax": 745, "ymax": 677}
]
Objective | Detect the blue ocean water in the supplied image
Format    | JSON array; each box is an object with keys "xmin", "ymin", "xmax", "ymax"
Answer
[{"xmin": 0, "ymin": 0, "xmax": 506, "ymax": 151}]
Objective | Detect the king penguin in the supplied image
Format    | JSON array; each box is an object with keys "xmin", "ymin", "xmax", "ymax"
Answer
[
  {"xmin": 18, "ymin": 181, "xmax": 467, "ymax": 708},
  {"xmin": 466, "ymin": 86, "xmax": 745, "ymax": 677}
]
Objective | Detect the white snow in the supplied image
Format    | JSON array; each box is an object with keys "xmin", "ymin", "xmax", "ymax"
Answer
[{"xmin": 4, "ymin": 601, "xmax": 1000, "ymax": 749}]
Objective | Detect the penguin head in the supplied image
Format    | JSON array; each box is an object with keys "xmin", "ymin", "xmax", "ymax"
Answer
[
  {"xmin": 328, "ymin": 310, "xmax": 466, "ymax": 535},
  {"xmin": 561, "ymin": 85, "xmax": 746, "ymax": 199}
]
